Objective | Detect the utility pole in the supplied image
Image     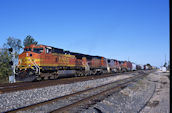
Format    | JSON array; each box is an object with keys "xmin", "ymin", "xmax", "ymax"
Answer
[
  {"xmin": 12, "ymin": 49, "xmax": 16, "ymax": 83},
  {"xmin": 164, "ymin": 54, "xmax": 167, "ymax": 67},
  {"xmin": 8, "ymin": 48, "xmax": 16, "ymax": 83}
]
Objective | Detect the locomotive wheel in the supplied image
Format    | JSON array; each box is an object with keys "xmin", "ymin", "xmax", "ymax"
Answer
[
  {"xmin": 36, "ymin": 77, "xmax": 42, "ymax": 81},
  {"xmin": 84, "ymin": 73, "xmax": 87, "ymax": 76},
  {"xmin": 44, "ymin": 76, "xmax": 49, "ymax": 80},
  {"xmin": 84, "ymin": 72, "xmax": 89, "ymax": 76},
  {"xmin": 97, "ymin": 72, "xmax": 102, "ymax": 75},
  {"xmin": 54, "ymin": 75, "xmax": 59, "ymax": 79},
  {"xmin": 49, "ymin": 75, "xmax": 55, "ymax": 80},
  {"xmin": 79, "ymin": 72, "xmax": 82, "ymax": 76},
  {"xmin": 90, "ymin": 70, "xmax": 94, "ymax": 75},
  {"xmin": 75, "ymin": 71, "xmax": 79, "ymax": 77},
  {"xmin": 79, "ymin": 73, "xmax": 82, "ymax": 76}
]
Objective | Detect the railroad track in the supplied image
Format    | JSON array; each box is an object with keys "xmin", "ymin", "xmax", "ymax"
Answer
[
  {"xmin": 0, "ymin": 71, "xmax": 141, "ymax": 94},
  {"xmin": 6, "ymin": 70, "xmax": 151, "ymax": 113}
]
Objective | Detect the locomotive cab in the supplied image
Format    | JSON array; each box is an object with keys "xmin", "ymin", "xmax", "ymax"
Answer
[{"xmin": 17, "ymin": 44, "xmax": 45, "ymax": 77}]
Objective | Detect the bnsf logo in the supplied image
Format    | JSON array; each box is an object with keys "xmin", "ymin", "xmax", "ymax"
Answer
[{"xmin": 57, "ymin": 56, "xmax": 70, "ymax": 64}]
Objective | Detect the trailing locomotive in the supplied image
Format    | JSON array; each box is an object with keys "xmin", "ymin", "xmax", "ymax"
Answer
[{"xmin": 16, "ymin": 44, "xmax": 145, "ymax": 81}]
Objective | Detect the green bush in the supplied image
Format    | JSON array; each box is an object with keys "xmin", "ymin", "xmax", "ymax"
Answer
[{"xmin": 0, "ymin": 50, "xmax": 12, "ymax": 80}]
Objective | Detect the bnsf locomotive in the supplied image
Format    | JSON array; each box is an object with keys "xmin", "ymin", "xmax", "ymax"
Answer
[{"xmin": 16, "ymin": 44, "xmax": 145, "ymax": 81}]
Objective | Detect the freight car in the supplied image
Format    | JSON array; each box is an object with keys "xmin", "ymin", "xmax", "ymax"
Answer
[
  {"xmin": 127, "ymin": 61, "xmax": 132, "ymax": 71},
  {"xmin": 143, "ymin": 64, "xmax": 152, "ymax": 70},
  {"xmin": 131, "ymin": 62, "xmax": 137, "ymax": 71},
  {"xmin": 136, "ymin": 65, "xmax": 142, "ymax": 70},
  {"xmin": 114, "ymin": 59, "xmax": 121, "ymax": 72},
  {"xmin": 15, "ymin": 44, "xmax": 147, "ymax": 81},
  {"xmin": 118, "ymin": 61, "xmax": 127, "ymax": 72},
  {"xmin": 107, "ymin": 59, "xmax": 120, "ymax": 73}
]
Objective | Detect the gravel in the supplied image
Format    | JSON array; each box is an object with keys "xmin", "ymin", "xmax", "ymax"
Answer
[
  {"xmin": 140, "ymin": 71, "xmax": 169, "ymax": 113},
  {"xmin": 82, "ymin": 70, "xmax": 169, "ymax": 113},
  {"xmin": 0, "ymin": 74, "xmax": 132, "ymax": 112},
  {"xmin": 82, "ymin": 74, "xmax": 156, "ymax": 113}
]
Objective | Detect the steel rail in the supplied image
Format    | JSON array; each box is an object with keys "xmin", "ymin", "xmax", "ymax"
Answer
[
  {"xmin": 50, "ymin": 74, "xmax": 146, "ymax": 113},
  {"xmin": 5, "ymin": 71, "xmax": 151, "ymax": 113},
  {"xmin": 0, "ymin": 70, "xmax": 141, "ymax": 94}
]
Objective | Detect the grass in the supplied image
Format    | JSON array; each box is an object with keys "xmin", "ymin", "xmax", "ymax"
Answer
[{"xmin": 0, "ymin": 78, "xmax": 9, "ymax": 84}]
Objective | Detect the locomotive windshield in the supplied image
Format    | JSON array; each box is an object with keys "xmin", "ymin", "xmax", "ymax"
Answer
[
  {"xmin": 24, "ymin": 48, "xmax": 31, "ymax": 51},
  {"xmin": 33, "ymin": 48, "xmax": 43, "ymax": 53}
]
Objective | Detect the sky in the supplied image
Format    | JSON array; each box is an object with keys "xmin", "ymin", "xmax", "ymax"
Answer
[{"xmin": 0, "ymin": 0, "xmax": 169, "ymax": 67}]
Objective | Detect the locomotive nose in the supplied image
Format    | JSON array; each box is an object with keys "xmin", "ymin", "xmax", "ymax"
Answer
[
  {"xmin": 20, "ymin": 57, "xmax": 32, "ymax": 68},
  {"xmin": 18, "ymin": 52, "xmax": 40, "ymax": 70}
]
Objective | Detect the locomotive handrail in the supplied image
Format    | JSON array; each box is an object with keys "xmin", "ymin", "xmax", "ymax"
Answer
[
  {"xmin": 29, "ymin": 58, "xmax": 40, "ymax": 75},
  {"xmin": 83, "ymin": 62, "xmax": 90, "ymax": 71}
]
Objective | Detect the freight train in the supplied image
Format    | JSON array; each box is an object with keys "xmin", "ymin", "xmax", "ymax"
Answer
[{"xmin": 15, "ymin": 44, "xmax": 150, "ymax": 81}]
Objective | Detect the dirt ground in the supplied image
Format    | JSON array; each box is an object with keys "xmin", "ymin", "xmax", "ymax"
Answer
[
  {"xmin": 83, "ymin": 70, "xmax": 170, "ymax": 113},
  {"xmin": 140, "ymin": 70, "xmax": 170, "ymax": 113}
]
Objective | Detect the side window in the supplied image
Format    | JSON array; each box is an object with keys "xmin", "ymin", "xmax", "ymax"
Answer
[
  {"xmin": 46, "ymin": 49, "xmax": 49, "ymax": 53},
  {"xmin": 24, "ymin": 48, "xmax": 31, "ymax": 52},
  {"xmin": 56, "ymin": 58, "xmax": 58, "ymax": 62},
  {"xmin": 46, "ymin": 48, "xmax": 52, "ymax": 54},
  {"xmin": 33, "ymin": 48, "xmax": 43, "ymax": 53}
]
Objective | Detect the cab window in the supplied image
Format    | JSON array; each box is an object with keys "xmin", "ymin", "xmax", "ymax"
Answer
[
  {"xmin": 33, "ymin": 48, "xmax": 43, "ymax": 53},
  {"xmin": 46, "ymin": 48, "xmax": 52, "ymax": 53},
  {"xmin": 24, "ymin": 48, "xmax": 31, "ymax": 51}
]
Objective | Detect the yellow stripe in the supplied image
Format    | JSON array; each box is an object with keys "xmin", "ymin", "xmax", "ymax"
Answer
[
  {"xmin": 40, "ymin": 64, "xmax": 76, "ymax": 67},
  {"xmin": 19, "ymin": 57, "xmax": 40, "ymax": 64},
  {"xmin": 22, "ymin": 57, "xmax": 40, "ymax": 62},
  {"xmin": 19, "ymin": 64, "xmax": 84, "ymax": 70},
  {"xmin": 52, "ymin": 53, "xmax": 75, "ymax": 58}
]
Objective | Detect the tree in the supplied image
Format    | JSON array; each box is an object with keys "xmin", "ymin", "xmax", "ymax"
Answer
[
  {"xmin": 163, "ymin": 62, "xmax": 167, "ymax": 67},
  {"xmin": 146, "ymin": 64, "xmax": 151, "ymax": 67},
  {"xmin": 3, "ymin": 37, "xmax": 22, "ymax": 64},
  {"xmin": 23, "ymin": 35, "xmax": 38, "ymax": 47},
  {"xmin": 0, "ymin": 50, "xmax": 12, "ymax": 80},
  {"xmin": 167, "ymin": 61, "xmax": 170, "ymax": 71},
  {"xmin": 3, "ymin": 37, "xmax": 22, "ymax": 52},
  {"xmin": 0, "ymin": 37, "xmax": 22, "ymax": 80}
]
